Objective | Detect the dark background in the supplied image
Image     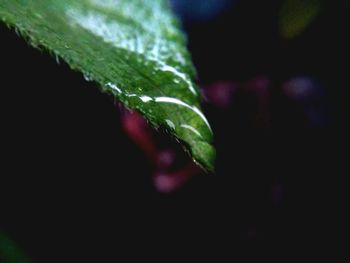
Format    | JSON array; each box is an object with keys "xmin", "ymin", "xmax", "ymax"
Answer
[{"xmin": 0, "ymin": 0, "xmax": 346, "ymax": 258}]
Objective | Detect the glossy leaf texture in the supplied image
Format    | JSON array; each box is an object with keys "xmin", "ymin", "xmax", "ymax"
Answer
[{"xmin": 0, "ymin": 0, "xmax": 215, "ymax": 171}]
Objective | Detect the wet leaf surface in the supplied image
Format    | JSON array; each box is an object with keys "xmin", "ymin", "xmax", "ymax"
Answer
[{"xmin": 0, "ymin": 0, "xmax": 215, "ymax": 171}]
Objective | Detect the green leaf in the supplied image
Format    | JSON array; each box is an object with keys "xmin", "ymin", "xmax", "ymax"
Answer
[{"xmin": 0, "ymin": 0, "xmax": 215, "ymax": 171}]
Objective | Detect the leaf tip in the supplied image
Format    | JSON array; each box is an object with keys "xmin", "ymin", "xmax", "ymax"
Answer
[{"xmin": 191, "ymin": 140, "xmax": 216, "ymax": 173}]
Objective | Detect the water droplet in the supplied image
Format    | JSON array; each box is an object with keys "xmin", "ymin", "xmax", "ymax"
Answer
[
  {"xmin": 153, "ymin": 97, "xmax": 212, "ymax": 131},
  {"xmin": 84, "ymin": 74, "xmax": 92, "ymax": 82},
  {"xmin": 55, "ymin": 55, "xmax": 60, "ymax": 64},
  {"xmin": 180, "ymin": 124, "xmax": 202, "ymax": 138},
  {"xmin": 165, "ymin": 119, "xmax": 176, "ymax": 130},
  {"xmin": 139, "ymin": 96, "xmax": 152, "ymax": 102},
  {"xmin": 106, "ymin": 82, "xmax": 122, "ymax": 93}
]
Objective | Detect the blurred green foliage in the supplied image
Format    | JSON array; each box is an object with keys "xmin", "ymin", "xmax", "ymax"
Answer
[
  {"xmin": 0, "ymin": 232, "xmax": 30, "ymax": 263},
  {"xmin": 279, "ymin": 0, "xmax": 322, "ymax": 39}
]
